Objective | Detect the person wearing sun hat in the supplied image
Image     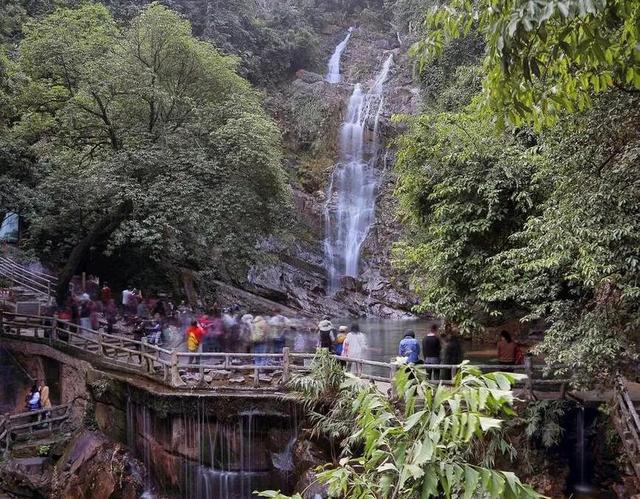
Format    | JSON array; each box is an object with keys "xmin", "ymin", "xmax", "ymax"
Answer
[{"xmin": 317, "ymin": 319, "xmax": 335, "ymax": 352}]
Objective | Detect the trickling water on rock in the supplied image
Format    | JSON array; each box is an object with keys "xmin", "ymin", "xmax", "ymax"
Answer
[
  {"xmin": 324, "ymin": 54, "xmax": 394, "ymax": 292},
  {"xmin": 126, "ymin": 400, "xmax": 296, "ymax": 498},
  {"xmin": 325, "ymin": 28, "xmax": 353, "ymax": 83}
]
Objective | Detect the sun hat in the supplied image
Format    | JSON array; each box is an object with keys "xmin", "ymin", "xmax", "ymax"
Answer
[
  {"xmin": 338, "ymin": 325, "xmax": 348, "ymax": 332},
  {"xmin": 318, "ymin": 319, "xmax": 333, "ymax": 332}
]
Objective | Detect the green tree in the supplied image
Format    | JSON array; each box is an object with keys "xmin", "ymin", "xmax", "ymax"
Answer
[
  {"xmin": 261, "ymin": 359, "xmax": 540, "ymax": 498},
  {"xmin": 482, "ymin": 92, "xmax": 640, "ymax": 385},
  {"xmin": 7, "ymin": 3, "xmax": 288, "ymax": 301},
  {"xmin": 393, "ymin": 110, "xmax": 541, "ymax": 328},
  {"xmin": 412, "ymin": 0, "xmax": 640, "ymax": 128}
]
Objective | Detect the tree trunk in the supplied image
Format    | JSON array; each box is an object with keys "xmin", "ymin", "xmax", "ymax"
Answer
[{"xmin": 56, "ymin": 200, "xmax": 133, "ymax": 306}]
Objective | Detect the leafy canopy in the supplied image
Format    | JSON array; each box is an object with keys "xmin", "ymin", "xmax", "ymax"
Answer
[
  {"xmin": 5, "ymin": 2, "xmax": 288, "ymax": 285},
  {"xmin": 412, "ymin": 0, "xmax": 640, "ymax": 128},
  {"xmin": 393, "ymin": 110, "xmax": 541, "ymax": 328}
]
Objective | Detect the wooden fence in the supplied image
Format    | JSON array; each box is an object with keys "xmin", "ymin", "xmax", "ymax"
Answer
[
  {"xmin": 0, "ymin": 404, "xmax": 72, "ymax": 454},
  {"xmin": 0, "ymin": 311, "xmax": 565, "ymax": 394},
  {"xmin": 612, "ymin": 376, "xmax": 640, "ymax": 480}
]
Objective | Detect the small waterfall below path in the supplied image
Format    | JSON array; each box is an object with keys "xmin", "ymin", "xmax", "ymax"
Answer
[
  {"xmin": 324, "ymin": 54, "xmax": 394, "ymax": 292},
  {"xmin": 125, "ymin": 399, "xmax": 297, "ymax": 499},
  {"xmin": 325, "ymin": 28, "xmax": 353, "ymax": 83}
]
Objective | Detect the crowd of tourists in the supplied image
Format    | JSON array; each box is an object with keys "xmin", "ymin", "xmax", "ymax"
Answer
[
  {"xmin": 52, "ymin": 280, "xmax": 526, "ymax": 371},
  {"xmin": 398, "ymin": 326, "xmax": 524, "ymax": 365}
]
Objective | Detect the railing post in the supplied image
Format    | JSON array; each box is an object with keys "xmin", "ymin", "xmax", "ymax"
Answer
[
  {"xmin": 389, "ymin": 363, "xmax": 397, "ymax": 397},
  {"xmin": 254, "ymin": 363, "xmax": 260, "ymax": 387},
  {"xmin": 169, "ymin": 349, "xmax": 185, "ymax": 387},
  {"xmin": 282, "ymin": 347, "xmax": 290, "ymax": 384},
  {"xmin": 524, "ymin": 356, "xmax": 534, "ymax": 399},
  {"xmin": 97, "ymin": 329, "xmax": 104, "ymax": 355}
]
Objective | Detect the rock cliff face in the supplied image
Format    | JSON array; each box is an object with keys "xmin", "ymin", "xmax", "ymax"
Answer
[{"xmin": 223, "ymin": 21, "xmax": 422, "ymax": 318}]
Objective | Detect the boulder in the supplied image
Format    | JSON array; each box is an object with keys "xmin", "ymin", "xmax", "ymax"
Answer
[
  {"xmin": 295, "ymin": 69, "xmax": 325, "ymax": 84},
  {"xmin": 339, "ymin": 275, "xmax": 363, "ymax": 292},
  {"xmin": 0, "ymin": 457, "xmax": 51, "ymax": 498},
  {"xmin": 53, "ymin": 430, "xmax": 145, "ymax": 499}
]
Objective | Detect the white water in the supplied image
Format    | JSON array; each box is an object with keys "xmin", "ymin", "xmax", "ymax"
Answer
[
  {"xmin": 325, "ymin": 28, "xmax": 353, "ymax": 83},
  {"xmin": 324, "ymin": 54, "xmax": 394, "ymax": 292}
]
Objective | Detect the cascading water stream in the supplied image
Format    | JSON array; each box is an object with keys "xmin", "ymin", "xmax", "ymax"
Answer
[
  {"xmin": 324, "ymin": 54, "xmax": 393, "ymax": 292},
  {"xmin": 125, "ymin": 399, "xmax": 297, "ymax": 499},
  {"xmin": 325, "ymin": 28, "xmax": 353, "ymax": 83}
]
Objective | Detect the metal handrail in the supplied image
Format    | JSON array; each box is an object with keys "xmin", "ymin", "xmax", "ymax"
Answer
[
  {"xmin": 613, "ymin": 376, "xmax": 640, "ymax": 480},
  {"xmin": 0, "ymin": 257, "xmax": 57, "ymax": 300},
  {"xmin": 0, "ymin": 257, "xmax": 58, "ymax": 283}
]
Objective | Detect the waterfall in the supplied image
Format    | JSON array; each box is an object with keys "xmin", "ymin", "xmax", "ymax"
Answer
[
  {"xmin": 325, "ymin": 28, "xmax": 353, "ymax": 83},
  {"xmin": 125, "ymin": 399, "xmax": 297, "ymax": 498},
  {"xmin": 324, "ymin": 54, "xmax": 394, "ymax": 292}
]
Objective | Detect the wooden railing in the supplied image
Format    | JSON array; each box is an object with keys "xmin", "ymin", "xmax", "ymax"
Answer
[
  {"xmin": 0, "ymin": 311, "xmax": 565, "ymax": 394},
  {"xmin": 0, "ymin": 256, "xmax": 57, "ymax": 300},
  {"xmin": 612, "ymin": 376, "xmax": 640, "ymax": 480},
  {"xmin": 0, "ymin": 404, "xmax": 72, "ymax": 454}
]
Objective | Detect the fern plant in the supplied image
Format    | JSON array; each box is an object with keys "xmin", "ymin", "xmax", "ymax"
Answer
[
  {"xmin": 287, "ymin": 349, "xmax": 361, "ymax": 459},
  {"xmin": 523, "ymin": 400, "xmax": 570, "ymax": 449},
  {"xmin": 263, "ymin": 359, "xmax": 542, "ymax": 498}
]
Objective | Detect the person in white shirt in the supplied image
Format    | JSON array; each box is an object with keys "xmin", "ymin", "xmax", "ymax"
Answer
[{"xmin": 341, "ymin": 323, "xmax": 368, "ymax": 374}]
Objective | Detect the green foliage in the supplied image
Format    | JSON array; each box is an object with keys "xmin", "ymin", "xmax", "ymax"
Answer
[
  {"xmin": 522, "ymin": 400, "xmax": 569, "ymax": 448},
  {"xmin": 264, "ymin": 360, "xmax": 539, "ymax": 498},
  {"xmin": 413, "ymin": 0, "xmax": 640, "ymax": 128},
  {"xmin": 37, "ymin": 444, "xmax": 51, "ymax": 457},
  {"xmin": 394, "ymin": 110, "xmax": 541, "ymax": 327},
  {"xmin": 483, "ymin": 92, "xmax": 640, "ymax": 385},
  {"xmin": 3, "ymin": 2, "xmax": 288, "ymax": 285},
  {"xmin": 287, "ymin": 349, "xmax": 359, "ymax": 449}
]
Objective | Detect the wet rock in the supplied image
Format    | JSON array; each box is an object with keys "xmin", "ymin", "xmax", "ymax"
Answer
[
  {"xmin": 295, "ymin": 469, "xmax": 329, "ymax": 499},
  {"xmin": 293, "ymin": 438, "xmax": 328, "ymax": 472},
  {"xmin": 339, "ymin": 275, "xmax": 363, "ymax": 292},
  {"xmin": 229, "ymin": 376, "xmax": 245, "ymax": 383},
  {"xmin": 296, "ymin": 69, "xmax": 325, "ymax": 84},
  {"xmin": 0, "ymin": 457, "xmax": 51, "ymax": 497},
  {"xmin": 53, "ymin": 430, "xmax": 145, "ymax": 499},
  {"xmin": 94, "ymin": 401, "xmax": 126, "ymax": 442}
]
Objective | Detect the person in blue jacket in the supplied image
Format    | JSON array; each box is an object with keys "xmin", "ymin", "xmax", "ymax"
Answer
[{"xmin": 398, "ymin": 330, "xmax": 421, "ymax": 364}]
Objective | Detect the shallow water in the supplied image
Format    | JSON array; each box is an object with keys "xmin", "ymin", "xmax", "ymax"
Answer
[{"xmin": 331, "ymin": 318, "xmax": 499, "ymax": 364}]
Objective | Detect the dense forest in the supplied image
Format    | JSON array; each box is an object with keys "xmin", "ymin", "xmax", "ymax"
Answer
[
  {"xmin": 1, "ymin": 0, "xmax": 639, "ymax": 384},
  {"xmin": 1, "ymin": 0, "xmax": 639, "ymax": 498}
]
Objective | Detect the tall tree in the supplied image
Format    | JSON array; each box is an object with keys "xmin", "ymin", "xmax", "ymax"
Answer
[{"xmin": 9, "ymin": 3, "xmax": 288, "ymax": 302}]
